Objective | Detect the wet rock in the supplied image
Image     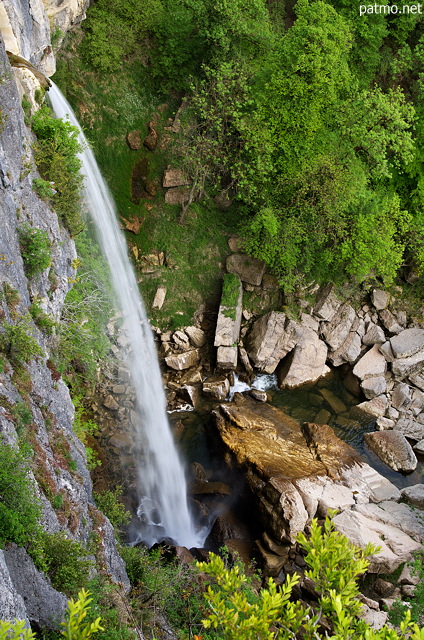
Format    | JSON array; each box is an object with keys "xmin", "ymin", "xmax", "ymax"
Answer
[
  {"xmin": 152, "ymin": 285, "xmax": 167, "ymax": 310},
  {"xmin": 103, "ymin": 395, "xmax": 119, "ymax": 411},
  {"xmin": 371, "ymin": 289, "xmax": 390, "ymax": 311},
  {"xmin": 401, "ymin": 485, "xmax": 424, "ymax": 509},
  {"xmin": 203, "ymin": 375, "xmax": 230, "ymax": 400},
  {"xmin": 189, "ymin": 480, "xmax": 231, "ymax": 496},
  {"xmin": 364, "ymin": 431, "xmax": 417, "ymax": 472},
  {"xmin": 239, "ymin": 345, "xmax": 254, "ymax": 375},
  {"xmin": 173, "ymin": 330, "xmax": 190, "ymax": 350},
  {"xmin": 256, "ymin": 540, "xmax": 286, "ymax": 576},
  {"xmin": 226, "ymin": 253, "xmax": 266, "ymax": 286},
  {"xmin": 246, "ymin": 312, "xmax": 298, "ymax": 374},
  {"xmin": 353, "ymin": 395, "xmax": 388, "ymax": 418},
  {"xmin": 375, "ymin": 417, "xmax": 395, "ymax": 430},
  {"xmin": 165, "ymin": 349, "xmax": 200, "ymax": 371},
  {"xmin": 278, "ymin": 329, "xmax": 328, "ymax": 389},
  {"xmin": 250, "ymin": 389, "xmax": 268, "ymax": 402},
  {"xmin": 319, "ymin": 388, "xmax": 346, "ymax": 414},
  {"xmin": 314, "ymin": 408, "xmax": 331, "ymax": 424},
  {"xmin": 162, "ymin": 168, "xmax": 190, "ymax": 188},
  {"xmin": 353, "ymin": 345, "xmax": 387, "ymax": 381},
  {"xmin": 164, "ymin": 186, "xmax": 189, "ymax": 204},
  {"xmin": 126, "ymin": 130, "xmax": 141, "ymax": 149}
]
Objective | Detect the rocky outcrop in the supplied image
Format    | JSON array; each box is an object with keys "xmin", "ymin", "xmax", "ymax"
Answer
[
  {"xmin": 0, "ymin": 38, "xmax": 129, "ymax": 624},
  {"xmin": 246, "ymin": 312, "xmax": 298, "ymax": 374},
  {"xmin": 226, "ymin": 254, "xmax": 266, "ymax": 287},
  {"xmin": 213, "ymin": 396, "xmax": 424, "ymax": 573},
  {"xmin": 277, "ymin": 328, "xmax": 327, "ymax": 388},
  {"xmin": 364, "ymin": 431, "xmax": 417, "ymax": 472}
]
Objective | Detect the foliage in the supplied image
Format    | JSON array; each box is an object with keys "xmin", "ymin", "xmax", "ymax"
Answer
[
  {"xmin": 3, "ymin": 283, "xmax": 20, "ymax": 314},
  {"xmin": 76, "ymin": 578, "xmax": 135, "ymax": 640},
  {"xmin": 31, "ymin": 105, "xmax": 84, "ymax": 236},
  {"xmin": 61, "ymin": 589, "xmax": 104, "ymax": 640},
  {"xmin": 71, "ymin": 394, "xmax": 101, "ymax": 470},
  {"xmin": 29, "ymin": 302, "xmax": 56, "ymax": 335},
  {"xmin": 221, "ymin": 273, "xmax": 241, "ymax": 309},
  {"xmin": 34, "ymin": 532, "xmax": 93, "ymax": 596},
  {"xmin": 0, "ymin": 620, "xmax": 36, "ymax": 640},
  {"xmin": 93, "ymin": 487, "xmax": 131, "ymax": 533},
  {"xmin": 11, "ymin": 401, "xmax": 33, "ymax": 435},
  {"xmin": 0, "ymin": 441, "xmax": 42, "ymax": 548},
  {"xmin": 33, "ymin": 177, "xmax": 57, "ymax": 199},
  {"xmin": 18, "ymin": 224, "xmax": 52, "ymax": 278},
  {"xmin": 197, "ymin": 514, "xmax": 420, "ymax": 640},
  {"xmin": 390, "ymin": 547, "xmax": 424, "ymax": 626},
  {"xmin": 0, "ymin": 316, "xmax": 44, "ymax": 365}
]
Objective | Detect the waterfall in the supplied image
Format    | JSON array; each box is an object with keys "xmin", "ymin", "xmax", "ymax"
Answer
[{"xmin": 49, "ymin": 83, "xmax": 205, "ymax": 548}]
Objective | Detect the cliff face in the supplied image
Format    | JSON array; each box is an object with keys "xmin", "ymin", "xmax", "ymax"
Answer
[{"xmin": 0, "ymin": 6, "xmax": 128, "ymax": 627}]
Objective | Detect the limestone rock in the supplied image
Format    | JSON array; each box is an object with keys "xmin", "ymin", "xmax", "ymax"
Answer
[
  {"xmin": 321, "ymin": 303, "xmax": 356, "ymax": 351},
  {"xmin": 333, "ymin": 509, "xmax": 421, "ymax": 573},
  {"xmin": 165, "ymin": 349, "xmax": 200, "ymax": 370},
  {"xmin": 0, "ymin": 550, "xmax": 28, "ymax": 625},
  {"xmin": 162, "ymin": 168, "xmax": 190, "ymax": 188},
  {"xmin": 143, "ymin": 121, "xmax": 158, "ymax": 151},
  {"xmin": 226, "ymin": 253, "xmax": 266, "ymax": 286},
  {"xmin": 329, "ymin": 325, "xmax": 362, "ymax": 366},
  {"xmin": 361, "ymin": 376, "xmax": 387, "ymax": 400},
  {"xmin": 339, "ymin": 463, "xmax": 401, "ymax": 504},
  {"xmin": 217, "ymin": 346, "xmax": 238, "ymax": 370},
  {"xmin": 379, "ymin": 341, "xmax": 395, "ymax": 362},
  {"xmin": 394, "ymin": 415, "xmax": 424, "ymax": 441},
  {"xmin": 364, "ymin": 431, "xmax": 417, "ymax": 472},
  {"xmin": 391, "ymin": 328, "xmax": 424, "ymax": 359},
  {"xmin": 363, "ymin": 324, "xmax": 386, "ymax": 346},
  {"xmin": 359, "ymin": 605, "xmax": 388, "ymax": 630},
  {"xmin": 103, "ymin": 395, "xmax": 119, "ymax": 411},
  {"xmin": 355, "ymin": 501, "xmax": 424, "ymax": 544},
  {"xmin": 401, "ymin": 484, "xmax": 424, "ymax": 510},
  {"xmin": 414, "ymin": 439, "xmax": 424, "ymax": 454},
  {"xmin": 392, "ymin": 348, "xmax": 424, "ymax": 378},
  {"xmin": 392, "ymin": 383, "xmax": 412, "ymax": 410},
  {"xmin": 126, "ymin": 130, "xmax": 141, "ymax": 150},
  {"xmin": 246, "ymin": 312, "xmax": 298, "ymax": 374},
  {"xmin": 379, "ymin": 309, "xmax": 402, "ymax": 334},
  {"xmin": 184, "ymin": 326, "xmax": 206, "ymax": 347},
  {"xmin": 164, "ymin": 186, "xmax": 189, "ymax": 204},
  {"xmin": 399, "ymin": 563, "xmax": 421, "ymax": 585},
  {"xmin": 319, "ymin": 388, "xmax": 347, "ymax": 414},
  {"xmin": 3, "ymin": 546, "xmax": 68, "ymax": 627},
  {"xmin": 376, "ymin": 417, "xmax": 395, "ymax": 430},
  {"xmin": 353, "ymin": 395, "xmax": 388, "ymax": 418},
  {"xmin": 371, "ymin": 289, "xmax": 390, "ymax": 310},
  {"xmin": 277, "ymin": 328, "xmax": 328, "ymax": 389},
  {"xmin": 152, "ymin": 285, "xmax": 166, "ymax": 310},
  {"xmin": 214, "ymin": 276, "xmax": 243, "ymax": 348},
  {"xmin": 409, "ymin": 372, "xmax": 424, "ymax": 391},
  {"xmin": 203, "ymin": 375, "xmax": 230, "ymax": 400},
  {"xmin": 353, "ymin": 345, "xmax": 387, "ymax": 381},
  {"xmin": 313, "ymin": 283, "xmax": 340, "ymax": 321},
  {"xmin": 250, "ymin": 389, "xmax": 268, "ymax": 402}
]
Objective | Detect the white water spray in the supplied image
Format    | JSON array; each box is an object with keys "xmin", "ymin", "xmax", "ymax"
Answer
[{"xmin": 49, "ymin": 83, "xmax": 205, "ymax": 548}]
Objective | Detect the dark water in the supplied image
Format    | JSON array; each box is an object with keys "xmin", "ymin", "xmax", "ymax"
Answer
[{"xmin": 173, "ymin": 370, "xmax": 424, "ymax": 490}]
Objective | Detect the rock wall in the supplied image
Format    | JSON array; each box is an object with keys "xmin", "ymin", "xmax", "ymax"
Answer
[{"xmin": 0, "ymin": 34, "xmax": 128, "ymax": 627}]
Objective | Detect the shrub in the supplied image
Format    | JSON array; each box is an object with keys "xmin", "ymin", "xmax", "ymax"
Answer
[
  {"xmin": 2, "ymin": 283, "xmax": 20, "ymax": 313},
  {"xmin": 30, "ymin": 302, "xmax": 56, "ymax": 334},
  {"xmin": 61, "ymin": 589, "xmax": 104, "ymax": 640},
  {"xmin": 0, "ymin": 620, "xmax": 36, "ymax": 640},
  {"xmin": 33, "ymin": 177, "xmax": 56, "ymax": 199},
  {"xmin": 93, "ymin": 487, "xmax": 131, "ymax": 533},
  {"xmin": 18, "ymin": 223, "xmax": 52, "ymax": 277},
  {"xmin": 34, "ymin": 531, "xmax": 93, "ymax": 596},
  {"xmin": 0, "ymin": 442, "xmax": 42, "ymax": 547},
  {"xmin": 11, "ymin": 401, "xmax": 33, "ymax": 435},
  {"xmin": 0, "ymin": 317, "xmax": 44, "ymax": 365},
  {"xmin": 31, "ymin": 105, "xmax": 84, "ymax": 236}
]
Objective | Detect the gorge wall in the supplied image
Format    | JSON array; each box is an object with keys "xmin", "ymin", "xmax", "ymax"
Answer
[{"xmin": 0, "ymin": 2, "xmax": 128, "ymax": 627}]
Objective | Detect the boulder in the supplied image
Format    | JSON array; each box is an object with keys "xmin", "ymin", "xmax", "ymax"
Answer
[
  {"xmin": 162, "ymin": 168, "xmax": 190, "ymax": 188},
  {"xmin": 371, "ymin": 289, "xmax": 390, "ymax": 310},
  {"xmin": 246, "ymin": 312, "xmax": 298, "ymax": 374},
  {"xmin": 226, "ymin": 253, "xmax": 266, "ymax": 286},
  {"xmin": 394, "ymin": 415, "xmax": 424, "ymax": 441},
  {"xmin": 126, "ymin": 130, "xmax": 141, "ymax": 150},
  {"xmin": 0, "ymin": 550, "xmax": 28, "ymax": 624},
  {"xmin": 392, "ymin": 383, "xmax": 412, "ymax": 410},
  {"xmin": 361, "ymin": 376, "xmax": 387, "ymax": 400},
  {"xmin": 152, "ymin": 285, "xmax": 167, "ymax": 310},
  {"xmin": 217, "ymin": 346, "xmax": 238, "ymax": 370},
  {"xmin": 143, "ymin": 121, "xmax": 158, "ymax": 151},
  {"xmin": 414, "ymin": 439, "xmax": 424, "ymax": 454},
  {"xmin": 353, "ymin": 345, "xmax": 387, "ymax": 381},
  {"xmin": 214, "ymin": 276, "xmax": 243, "ymax": 348},
  {"xmin": 409, "ymin": 372, "xmax": 424, "ymax": 391},
  {"xmin": 319, "ymin": 388, "xmax": 347, "ymax": 414},
  {"xmin": 313, "ymin": 284, "xmax": 340, "ymax": 321},
  {"xmin": 379, "ymin": 309, "xmax": 403, "ymax": 334},
  {"xmin": 165, "ymin": 349, "xmax": 200, "ymax": 370},
  {"xmin": 379, "ymin": 341, "xmax": 395, "ymax": 363},
  {"xmin": 390, "ymin": 328, "xmax": 424, "ymax": 359},
  {"xmin": 358, "ymin": 606, "xmax": 388, "ymax": 630},
  {"xmin": 363, "ymin": 324, "xmax": 386, "ymax": 346},
  {"xmin": 364, "ymin": 431, "xmax": 417, "ymax": 473},
  {"xmin": 184, "ymin": 326, "xmax": 206, "ymax": 347},
  {"xmin": 355, "ymin": 501, "xmax": 424, "ymax": 544},
  {"xmin": 321, "ymin": 303, "xmax": 356, "ymax": 351},
  {"xmin": 203, "ymin": 375, "xmax": 230, "ymax": 400},
  {"xmin": 353, "ymin": 395, "xmax": 388, "ymax": 418},
  {"xmin": 401, "ymin": 484, "xmax": 424, "ymax": 510},
  {"xmin": 277, "ymin": 328, "xmax": 328, "ymax": 389},
  {"xmin": 164, "ymin": 186, "xmax": 190, "ymax": 204},
  {"xmin": 392, "ymin": 349, "xmax": 424, "ymax": 378},
  {"xmin": 329, "ymin": 325, "xmax": 362, "ymax": 366},
  {"xmin": 339, "ymin": 463, "xmax": 401, "ymax": 504}
]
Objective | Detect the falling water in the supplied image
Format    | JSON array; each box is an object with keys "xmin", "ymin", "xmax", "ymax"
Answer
[{"xmin": 49, "ymin": 83, "xmax": 205, "ymax": 548}]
